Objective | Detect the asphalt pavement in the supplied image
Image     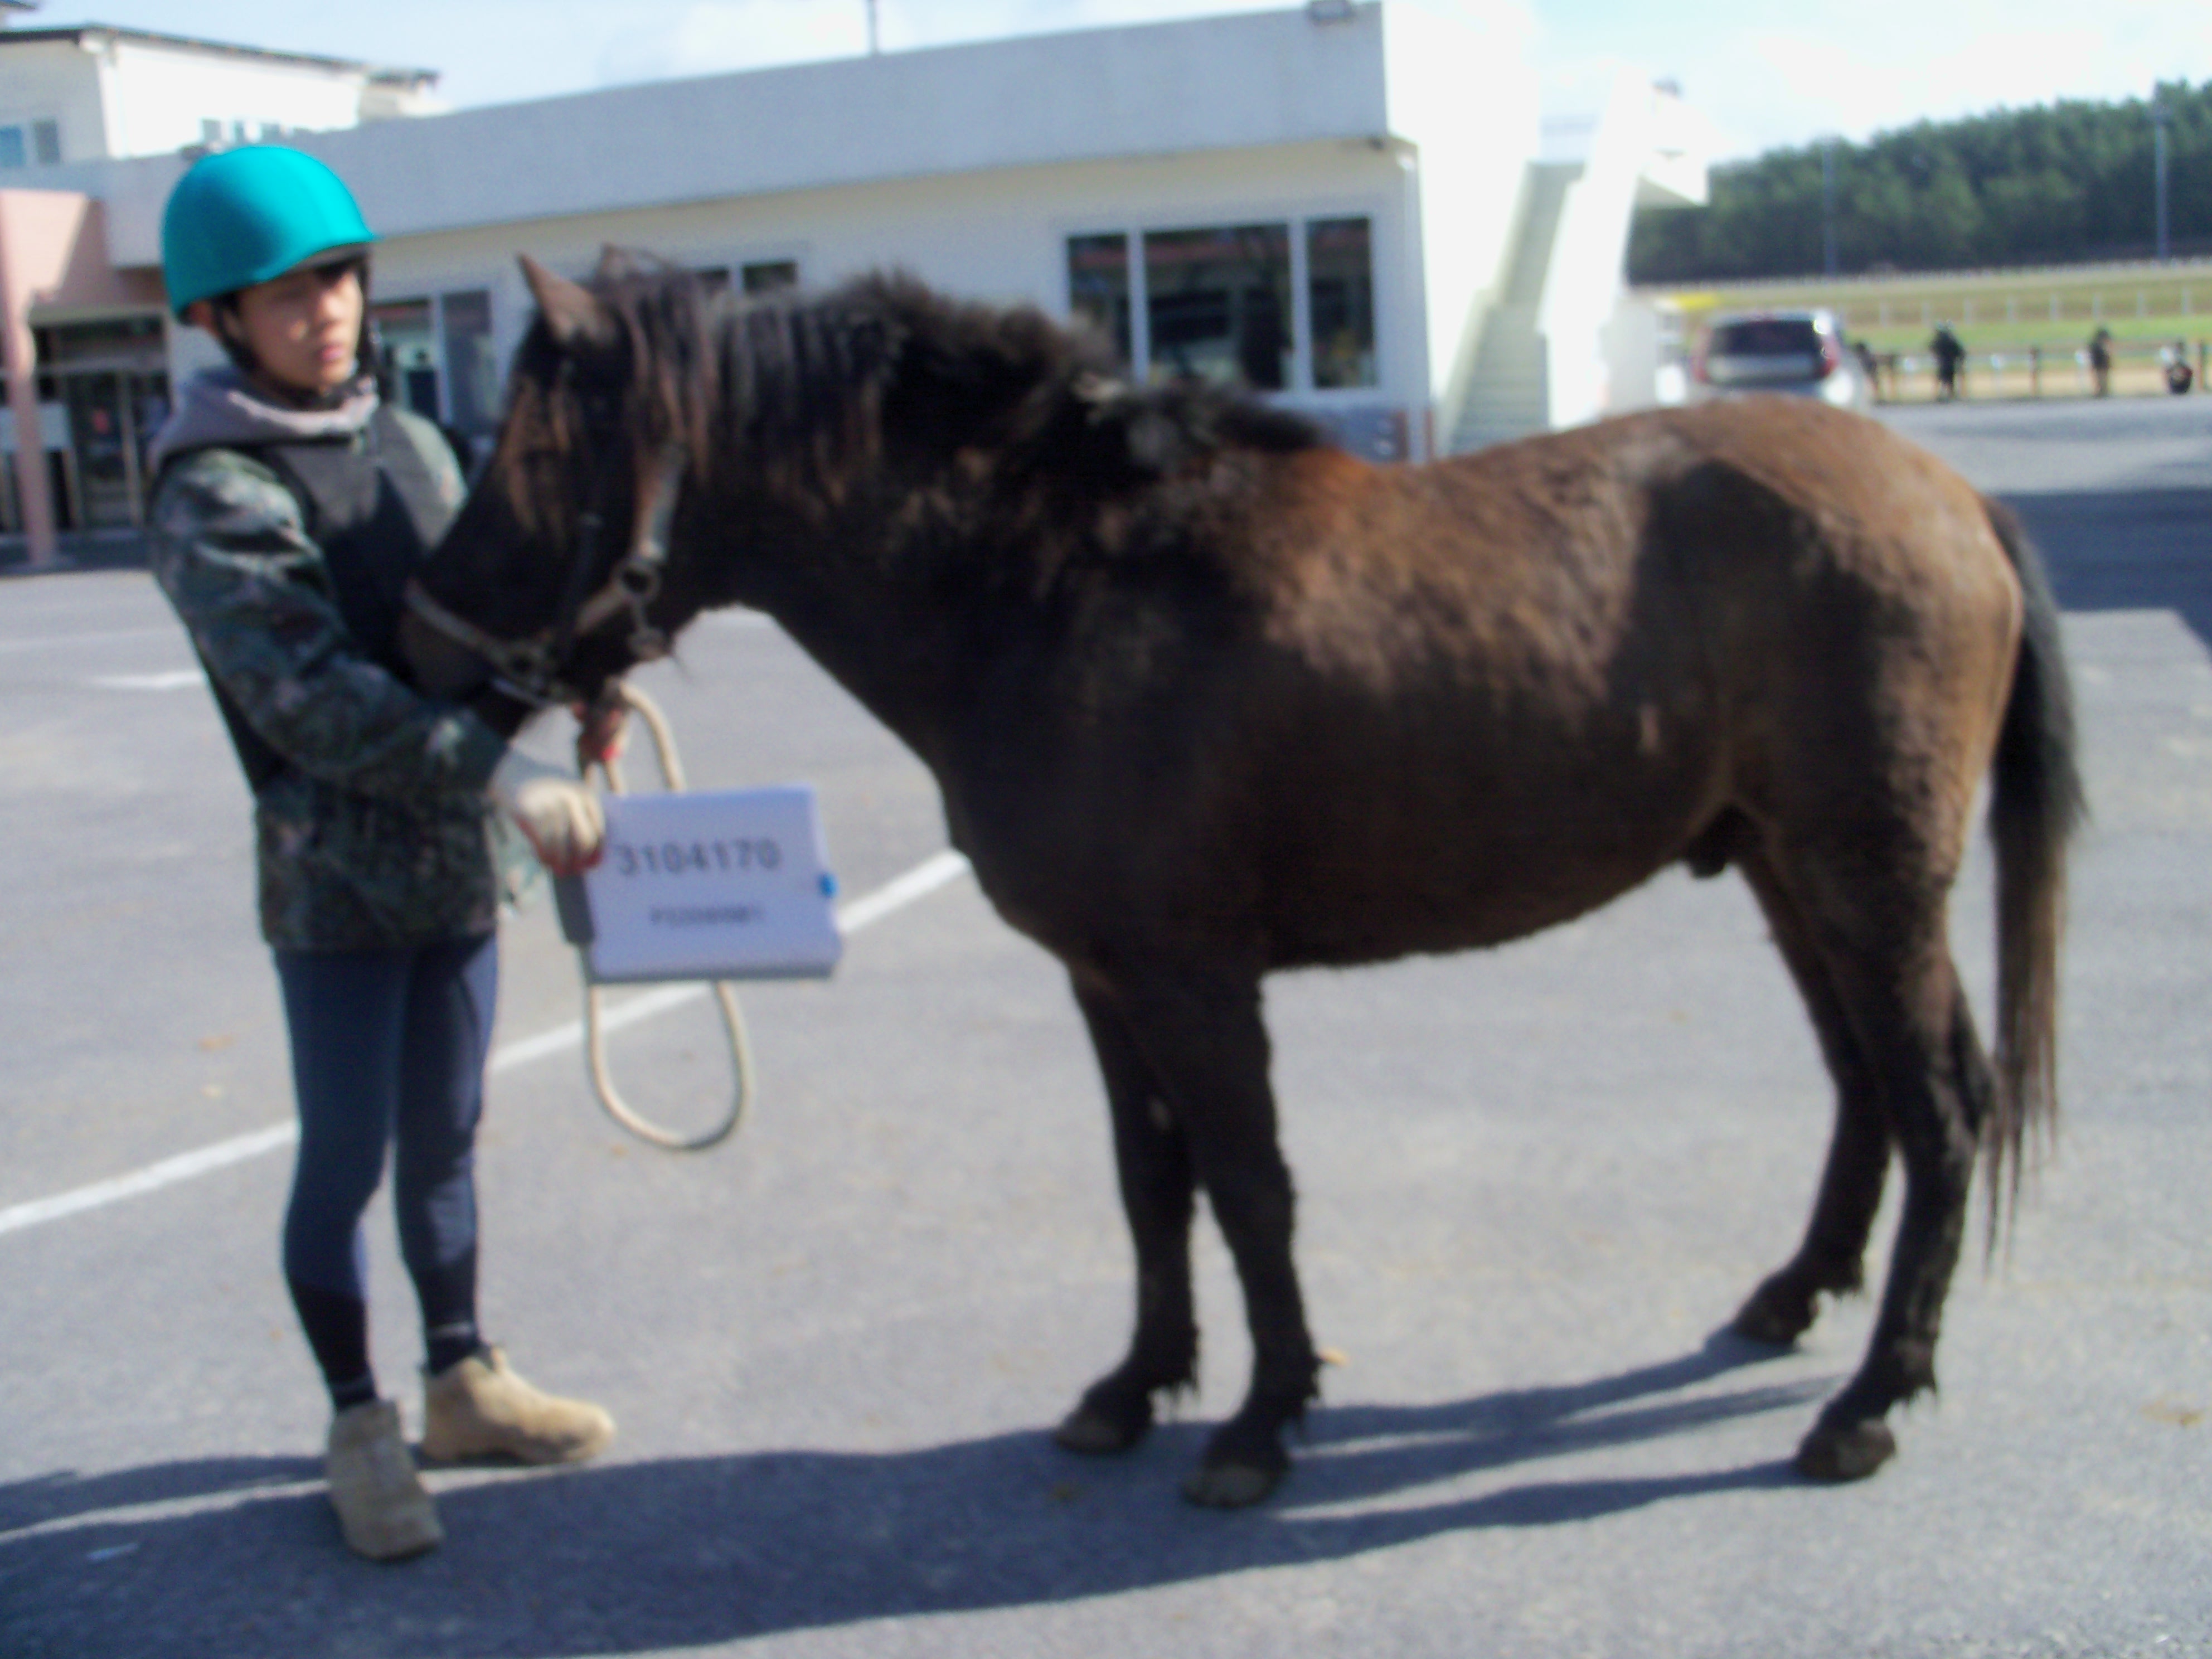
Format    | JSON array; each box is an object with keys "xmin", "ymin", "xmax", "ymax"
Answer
[{"xmin": 2, "ymin": 393, "xmax": 2207, "ymax": 1658}]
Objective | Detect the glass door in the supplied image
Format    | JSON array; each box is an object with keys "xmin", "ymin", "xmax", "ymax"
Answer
[{"xmin": 62, "ymin": 372, "xmax": 137, "ymax": 529}]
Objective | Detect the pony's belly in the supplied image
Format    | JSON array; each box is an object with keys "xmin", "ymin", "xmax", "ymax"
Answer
[{"xmin": 1260, "ymin": 845, "xmax": 1671, "ymax": 967}]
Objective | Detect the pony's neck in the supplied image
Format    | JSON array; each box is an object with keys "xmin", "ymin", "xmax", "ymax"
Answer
[
  {"xmin": 677, "ymin": 279, "xmax": 1065, "ymax": 765},
  {"xmin": 690, "ymin": 508, "xmax": 998, "ymax": 773}
]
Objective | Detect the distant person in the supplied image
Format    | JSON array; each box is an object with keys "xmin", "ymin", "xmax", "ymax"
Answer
[
  {"xmin": 148, "ymin": 146, "xmax": 617, "ymax": 1563},
  {"xmin": 2163, "ymin": 341, "xmax": 2195, "ymax": 396},
  {"xmin": 2089, "ymin": 327, "xmax": 2114, "ymax": 397},
  {"xmin": 1929, "ymin": 323, "xmax": 1966, "ymax": 402},
  {"xmin": 1852, "ymin": 339, "xmax": 1881, "ymax": 403}
]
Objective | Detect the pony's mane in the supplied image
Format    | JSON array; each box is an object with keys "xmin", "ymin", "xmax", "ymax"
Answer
[
  {"xmin": 816, "ymin": 271, "xmax": 1331, "ymax": 486},
  {"xmin": 518, "ymin": 256, "xmax": 1331, "ymax": 513},
  {"xmin": 492, "ymin": 253, "xmax": 721, "ymax": 533}
]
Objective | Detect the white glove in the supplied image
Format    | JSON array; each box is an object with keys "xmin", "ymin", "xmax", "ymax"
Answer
[{"xmin": 490, "ymin": 749, "xmax": 605, "ymax": 876}]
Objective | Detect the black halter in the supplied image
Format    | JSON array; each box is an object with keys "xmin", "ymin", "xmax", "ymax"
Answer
[{"xmin": 403, "ymin": 385, "xmax": 687, "ymax": 710}]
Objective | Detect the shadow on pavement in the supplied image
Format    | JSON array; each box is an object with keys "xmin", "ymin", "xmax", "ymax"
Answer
[
  {"xmin": 2004, "ymin": 487, "xmax": 2212, "ymax": 652},
  {"xmin": 1, "ymin": 1335, "xmax": 1822, "ymax": 1658}
]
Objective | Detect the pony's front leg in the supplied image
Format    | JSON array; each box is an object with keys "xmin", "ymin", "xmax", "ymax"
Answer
[
  {"xmin": 1102, "ymin": 964, "xmax": 1318, "ymax": 1507},
  {"xmin": 1055, "ymin": 979, "xmax": 1200, "ymax": 1456}
]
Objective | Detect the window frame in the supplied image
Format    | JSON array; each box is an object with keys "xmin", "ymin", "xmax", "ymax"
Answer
[
  {"xmin": 1062, "ymin": 202, "xmax": 1388, "ymax": 400},
  {"xmin": 686, "ymin": 246, "xmax": 808, "ymax": 300},
  {"xmin": 370, "ymin": 288, "xmax": 501, "ymax": 438}
]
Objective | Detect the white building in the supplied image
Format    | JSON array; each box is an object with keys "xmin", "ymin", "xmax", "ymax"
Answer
[
  {"xmin": 0, "ymin": 0, "xmax": 441, "ymax": 557},
  {"xmin": 0, "ymin": 1, "xmax": 1707, "ymax": 566},
  {"xmin": 0, "ymin": 8, "xmax": 440, "ymax": 166}
]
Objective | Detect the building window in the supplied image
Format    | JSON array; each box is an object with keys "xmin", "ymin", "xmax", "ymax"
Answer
[
  {"xmin": 1307, "ymin": 217, "xmax": 1376, "ymax": 389},
  {"xmin": 694, "ymin": 263, "xmax": 797, "ymax": 301},
  {"xmin": 440, "ymin": 290, "xmax": 498, "ymax": 438},
  {"xmin": 0, "ymin": 119, "xmax": 60, "ymax": 168},
  {"xmin": 741, "ymin": 260, "xmax": 799, "ymax": 295},
  {"xmin": 372, "ymin": 298, "xmax": 439, "ymax": 419},
  {"xmin": 1066, "ymin": 234, "xmax": 1131, "ymax": 363},
  {"xmin": 1144, "ymin": 224, "xmax": 1291, "ymax": 391},
  {"xmin": 1067, "ymin": 214, "xmax": 1377, "ymax": 396},
  {"xmin": 372, "ymin": 291, "xmax": 502, "ymax": 458}
]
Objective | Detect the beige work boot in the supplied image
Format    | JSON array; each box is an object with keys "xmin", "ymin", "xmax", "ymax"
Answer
[
  {"xmin": 420, "ymin": 1345, "xmax": 615, "ymax": 1465},
  {"xmin": 326, "ymin": 1398, "xmax": 442, "ymax": 1561}
]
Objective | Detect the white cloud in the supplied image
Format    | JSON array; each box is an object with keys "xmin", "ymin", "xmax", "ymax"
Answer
[
  {"xmin": 1536, "ymin": 0, "xmax": 2212, "ymax": 158},
  {"xmin": 85, "ymin": 0, "xmax": 2208, "ymax": 156}
]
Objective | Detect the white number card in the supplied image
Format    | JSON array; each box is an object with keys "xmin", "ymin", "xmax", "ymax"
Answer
[{"xmin": 556, "ymin": 787, "xmax": 842, "ymax": 983}]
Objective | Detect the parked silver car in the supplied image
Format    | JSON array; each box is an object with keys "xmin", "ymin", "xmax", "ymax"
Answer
[{"xmin": 1690, "ymin": 308, "xmax": 1873, "ymax": 411}]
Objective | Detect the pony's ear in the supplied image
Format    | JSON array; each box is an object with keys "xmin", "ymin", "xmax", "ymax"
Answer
[
  {"xmin": 594, "ymin": 244, "xmax": 630, "ymax": 284},
  {"xmin": 518, "ymin": 254, "xmax": 617, "ymax": 353}
]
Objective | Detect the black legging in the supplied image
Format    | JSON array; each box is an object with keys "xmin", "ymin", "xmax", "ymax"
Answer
[{"xmin": 274, "ymin": 934, "xmax": 496, "ymax": 1401}]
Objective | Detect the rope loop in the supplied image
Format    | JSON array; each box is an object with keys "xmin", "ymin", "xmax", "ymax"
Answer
[{"xmin": 578, "ymin": 682, "xmax": 754, "ymax": 1151}]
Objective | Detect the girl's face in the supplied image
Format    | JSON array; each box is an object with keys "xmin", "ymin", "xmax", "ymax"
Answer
[{"xmin": 198, "ymin": 258, "xmax": 365, "ymax": 396}]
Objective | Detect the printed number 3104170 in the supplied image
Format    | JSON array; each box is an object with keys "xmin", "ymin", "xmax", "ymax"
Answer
[{"xmin": 609, "ymin": 838, "xmax": 783, "ymax": 877}]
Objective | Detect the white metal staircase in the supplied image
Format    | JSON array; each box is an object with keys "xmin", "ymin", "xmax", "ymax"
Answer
[{"xmin": 1448, "ymin": 160, "xmax": 1579, "ymax": 453}]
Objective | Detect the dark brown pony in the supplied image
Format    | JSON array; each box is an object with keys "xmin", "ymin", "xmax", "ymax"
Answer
[{"xmin": 406, "ymin": 258, "xmax": 2083, "ymax": 1506}]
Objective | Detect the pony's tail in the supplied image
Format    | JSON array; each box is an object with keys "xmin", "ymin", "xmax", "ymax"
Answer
[{"xmin": 1982, "ymin": 497, "xmax": 2087, "ymax": 1251}]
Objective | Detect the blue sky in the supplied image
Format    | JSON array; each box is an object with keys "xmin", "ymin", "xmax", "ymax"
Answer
[{"xmin": 33, "ymin": 0, "xmax": 2212, "ymax": 158}]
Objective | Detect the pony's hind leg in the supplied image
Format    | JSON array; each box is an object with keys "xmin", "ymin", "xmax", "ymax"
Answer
[
  {"xmin": 1783, "ymin": 881, "xmax": 1995, "ymax": 1481},
  {"xmin": 1802, "ymin": 962, "xmax": 1994, "ymax": 1478},
  {"xmin": 1731, "ymin": 845, "xmax": 1892, "ymax": 1346},
  {"xmin": 1055, "ymin": 977, "xmax": 1201, "ymax": 1457}
]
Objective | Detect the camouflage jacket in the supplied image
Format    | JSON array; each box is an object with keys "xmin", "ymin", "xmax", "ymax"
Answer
[{"xmin": 148, "ymin": 372, "xmax": 510, "ymax": 950}]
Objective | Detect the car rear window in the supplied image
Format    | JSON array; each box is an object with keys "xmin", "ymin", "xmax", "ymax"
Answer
[{"xmin": 1709, "ymin": 319, "xmax": 1823, "ymax": 356}]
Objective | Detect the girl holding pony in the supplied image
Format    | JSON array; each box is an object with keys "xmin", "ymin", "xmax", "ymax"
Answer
[{"xmin": 148, "ymin": 147, "xmax": 614, "ymax": 1561}]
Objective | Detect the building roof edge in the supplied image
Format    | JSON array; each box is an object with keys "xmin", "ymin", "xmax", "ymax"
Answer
[{"xmin": 0, "ymin": 22, "xmax": 436, "ymax": 84}]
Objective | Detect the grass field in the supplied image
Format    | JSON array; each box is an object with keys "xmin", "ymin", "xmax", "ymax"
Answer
[{"xmin": 1639, "ymin": 256, "xmax": 2212, "ymax": 402}]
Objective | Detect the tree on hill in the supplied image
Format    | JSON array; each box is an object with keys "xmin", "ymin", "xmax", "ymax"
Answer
[{"xmin": 1629, "ymin": 79, "xmax": 2211, "ymax": 282}]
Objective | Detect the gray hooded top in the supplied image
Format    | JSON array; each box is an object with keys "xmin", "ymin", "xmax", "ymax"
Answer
[
  {"xmin": 145, "ymin": 367, "xmax": 511, "ymax": 949},
  {"xmin": 147, "ymin": 365, "xmax": 387, "ymax": 476}
]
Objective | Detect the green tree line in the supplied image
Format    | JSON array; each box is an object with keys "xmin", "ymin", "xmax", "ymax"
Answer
[{"xmin": 1629, "ymin": 79, "xmax": 2212, "ymax": 282}]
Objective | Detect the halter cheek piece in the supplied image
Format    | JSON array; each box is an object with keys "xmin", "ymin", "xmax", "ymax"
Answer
[{"xmin": 402, "ymin": 434, "xmax": 688, "ymax": 711}]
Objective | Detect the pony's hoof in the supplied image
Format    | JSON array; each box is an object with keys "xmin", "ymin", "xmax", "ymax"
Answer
[
  {"xmin": 1732, "ymin": 1277, "xmax": 1816, "ymax": 1347},
  {"xmin": 1054, "ymin": 1404, "xmax": 1148, "ymax": 1457},
  {"xmin": 1795, "ymin": 1417, "xmax": 1896, "ymax": 1482},
  {"xmin": 1181, "ymin": 1461, "xmax": 1281, "ymax": 1508}
]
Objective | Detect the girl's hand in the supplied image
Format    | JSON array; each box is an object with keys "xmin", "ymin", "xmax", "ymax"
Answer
[
  {"xmin": 490, "ymin": 750, "xmax": 605, "ymax": 876},
  {"xmin": 574, "ymin": 691, "xmax": 628, "ymax": 774}
]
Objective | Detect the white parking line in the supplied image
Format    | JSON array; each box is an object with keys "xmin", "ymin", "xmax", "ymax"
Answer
[{"xmin": 0, "ymin": 849, "xmax": 972, "ymax": 1240}]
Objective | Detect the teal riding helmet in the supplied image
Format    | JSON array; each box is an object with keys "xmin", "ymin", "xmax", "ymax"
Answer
[{"xmin": 161, "ymin": 146, "xmax": 377, "ymax": 317}]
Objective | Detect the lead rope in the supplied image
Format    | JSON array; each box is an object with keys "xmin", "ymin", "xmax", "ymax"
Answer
[{"xmin": 580, "ymin": 682, "xmax": 755, "ymax": 1151}]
